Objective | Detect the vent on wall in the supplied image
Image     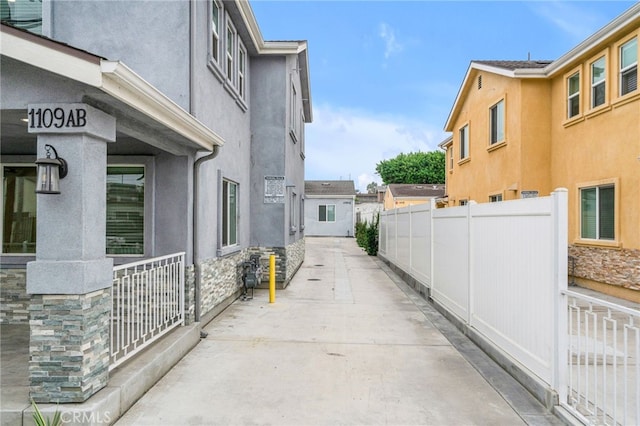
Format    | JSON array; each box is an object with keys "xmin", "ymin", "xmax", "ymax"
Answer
[{"xmin": 478, "ymin": 75, "xmax": 482, "ymax": 89}]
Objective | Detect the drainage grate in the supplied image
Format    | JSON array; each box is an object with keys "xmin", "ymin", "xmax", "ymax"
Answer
[
  {"xmin": 314, "ymin": 264, "xmax": 324, "ymax": 267},
  {"xmin": 307, "ymin": 278, "xmax": 321, "ymax": 281}
]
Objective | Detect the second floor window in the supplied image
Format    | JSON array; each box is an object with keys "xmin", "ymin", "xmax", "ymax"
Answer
[
  {"xmin": 459, "ymin": 125, "xmax": 469, "ymax": 159},
  {"xmin": 238, "ymin": 45, "xmax": 246, "ymax": 99},
  {"xmin": 567, "ymin": 72, "xmax": 580, "ymax": 118},
  {"xmin": 226, "ymin": 23, "xmax": 236, "ymax": 84},
  {"xmin": 591, "ymin": 57, "xmax": 606, "ymax": 108},
  {"xmin": 620, "ymin": 37, "xmax": 637, "ymax": 96},
  {"xmin": 211, "ymin": 1, "xmax": 220, "ymax": 62},
  {"xmin": 448, "ymin": 146, "xmax": 453, "ymax": 170},
  {"xmin": 489, "ymin": 99, "xmax": 504, "ymax": 145}
]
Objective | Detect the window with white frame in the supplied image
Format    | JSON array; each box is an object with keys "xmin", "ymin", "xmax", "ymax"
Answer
[
  {"xmin": 489, "ymin": 99, "xmax": 504, "ymax": 144},
  {"xmin": 289, "ymin": 191, "xmax": 297, "ymax": 233},
  {"xmin": 238, "ymin": 43, "xmax": 246, "ymax": 99},
  {"xmin": 226, "ymin": 19, "xmax": 236, "ymax": 85},
  {"xmin": 2, "ymin": 165, "xmax": 37, "ymax": 254},
  {"xmin": 580, "ymin": 185, "xmax": 615, "ymax": 240},
  {"xmin": 318, "ymin": 204, "xmax": 335, "ymax": 222},
  {"xmin": 106, "ymin": 166, "xmax": 145, "ymax": 255},
  {"xmin": 489, "ymin": 194, "xmax": 502, "ymax": 203},
  {"xmin": 210, "ymin": 0, "xmax": 221, "ymax": 63},
  {"xmin": 300, "ymin": 197, "xmax": 305, "ymax": 230},
  {"xmin": 222, "ymin": 179, "xmax": 238, "ymax": 246},
  {"xmin": 448, "ymin": 146, "xmax": 454, "ymax": 170},
  {"xmin": 567, "ymin": 72, "xmax": 580, "ymax": 118},
  {"xmin": 459, "ymin": 199, "xmax": 468, "ymax": 206},
  {"xmin": 290, "ymin": 82, "xmax": 298, "ymax": 140},
  {"xmin": 459, "ymin": 125, "xmax": 469, "ymax": 159},
  {"xmin": 620, "ymin": 37, "xmax": 637, "ymax": 96},
  {"xmin": 591, "ymin": 57, "xmax": 606, "ymax": 108}
]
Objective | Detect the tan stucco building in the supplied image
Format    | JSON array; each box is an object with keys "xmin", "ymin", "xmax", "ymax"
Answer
[{"xmin": 441, "ymin": 4, "xmax": 639, "ymax": 298}]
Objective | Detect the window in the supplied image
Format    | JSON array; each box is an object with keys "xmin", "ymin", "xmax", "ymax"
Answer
[
  {"xmin": 489, "ymin": 99, "xmax": 504, "ymax": 145},
  {"xmin": 2, "ymin": 165, "xmax": 37, "ymax": 254},
  {"xmin": 620, "ymin": 37, "xmax": 637, "ymax": 96},
  {"xmin": 459, "ymin": 199, "xmax": 468, "ymax": 206},
  {"xmin": 238, "ymin": 43, "xmax": 246, "ymax": 99},
  {"xmin": 289, "ymin": 191, "xmax": 297, "ymax": 233},
  {"xmin": 581, "ymin": 185, "xmax": 615, "ymax": 240},
  {"xmin": 300, "ymin": 197, "xmax": 305, "ymax": 231},
  {"xmin": 106, "ymin": 167, "xmax": 145, "ymax": 255},
  {"xmin": 318, "ymin": 205, "xmax": 335, "ymax": 222},
  {"xmin": 448, "ymin": 146, "xmax": 454, "ymax": 170},
  {"xmin": 591, "ymin": 57, "xmax": 606, "ymax": 108},
  {"xmin": 290, "ymin": 83, "xmax": 298, "ymax": 139},
  {"xmin": 210, "ymin": 0, "xmax": 221, "ymax": 63},
  {"xmin": 459, "ymin": 125, "xmax": 469, "ymax": 159},
  {"xmin": 567, "ymin": 72, "xmax": 580, "ymax": 118},
  {"xmin": 0, "ymin": 0, "xmax": 42, "ymax": 34},
  {"xmin": 489, "ymin": 194, "xmax": 502, "ymax": 203},
  {"xmin": 226, "ymin": 20, "xmax": 236, "ymax": 84},
  {"xmin": 222, "ymin": 180, "xmax": 238, "ymax": 246}
]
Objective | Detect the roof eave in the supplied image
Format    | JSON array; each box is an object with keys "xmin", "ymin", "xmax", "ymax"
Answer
[
  {"xmin": 545, "ymin": 3, "xmax": 640, "ymax": 76},
  {"xmin": 100, "ymin": 61, "xmax": 224, "ymax": 151}
]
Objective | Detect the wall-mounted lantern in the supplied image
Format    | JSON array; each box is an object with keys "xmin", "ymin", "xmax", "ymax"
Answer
[{"xmin": 35, "ymin": 144, "xmax": 68, "ymax": 194}]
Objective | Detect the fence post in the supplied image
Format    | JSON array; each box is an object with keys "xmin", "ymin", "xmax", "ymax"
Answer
[
  {"xmin": 552, "ymin": 188, "xmax": 569, "ymax": 404},
  {"xmin": 467, "ymin": 200, "xmax": 476, "ymax": 324},
  {"xmin": 429, "ymin": 198, "xmax": 436, "ymax": 290}
]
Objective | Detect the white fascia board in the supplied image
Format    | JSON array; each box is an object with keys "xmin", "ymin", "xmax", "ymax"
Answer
[
  {"xmin": 235, "ymin": 0, "xmax": 304, "ymax": 55},
  {"xmin": 0, "ymin": 29, "xmax": 102, "ymax": 87},
  {"xmin": 438, "ymin": 135, "xmax": 453, "ymax": 149},
  {"xmin": 100, "ymin": 61, "xmax": 224, "ymax": 151}
]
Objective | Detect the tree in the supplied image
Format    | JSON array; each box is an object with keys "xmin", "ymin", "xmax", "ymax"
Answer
[
  {"xmin": 366, "ymin": 181, "xmax": 378, "ymax": 194},
  {"xmin": 375, "ymin": 150, "xmax": 445, "ymax": 184}
]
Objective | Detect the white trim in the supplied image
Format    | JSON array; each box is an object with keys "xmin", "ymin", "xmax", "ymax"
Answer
[
  {"xmin": 100, "ymin": 61, "xmax": 225, "ymax": 151},
  {"xmin": 1, "ymin": 25, "xmax": 225, "ymax": 153}
]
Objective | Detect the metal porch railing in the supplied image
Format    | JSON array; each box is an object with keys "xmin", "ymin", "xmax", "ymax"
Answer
[
  {"xmin": 110, "ymin": 252, "xmax": 185, "ymax": 371},
  {"xmin": 563, "ymin": 289, "xmax": 640, "ymax": 425}
]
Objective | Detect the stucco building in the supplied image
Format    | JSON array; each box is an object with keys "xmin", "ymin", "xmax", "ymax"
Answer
[
  {"xmin": 440, "ymin": 4, "xmax": 639, "ymax": 298},
  {"xmin": 304, "ymin": 180, "xmax": 356, "ymax": 237},
  {"xmin": 1, "ymin": 0, "xmax": 312, "ymax": 408}
]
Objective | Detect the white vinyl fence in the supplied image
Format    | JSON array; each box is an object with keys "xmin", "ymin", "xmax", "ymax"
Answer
[
  {"xmin": 380, "ymin": 190, "xmax": 567, "ymax": 385},
  {"xmin": 380, "ymin": 189, "xmax": 640, "ymax": 424},
  {"xmin": 110, "ymin": 252, "xmax": 185, "ymax": 370}
]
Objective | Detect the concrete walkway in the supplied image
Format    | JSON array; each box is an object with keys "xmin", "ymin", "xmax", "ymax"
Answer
[{"xmin": 116, "ymin": 237, "xmax": 561, "ymax": 426}]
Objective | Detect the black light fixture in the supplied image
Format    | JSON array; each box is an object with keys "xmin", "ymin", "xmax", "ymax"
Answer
[{"xmin": 35, "ymin": 144, "xmax": 68, "ymax": 194}]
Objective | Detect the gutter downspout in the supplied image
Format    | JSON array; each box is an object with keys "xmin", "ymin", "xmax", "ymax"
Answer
[
  {"xmin": 190, "ymin": 0, "xmax": 220, "ymax": 326},
  {"xmin": 193, "ymin": 148, "xmax": 219, "ymax": 325}
]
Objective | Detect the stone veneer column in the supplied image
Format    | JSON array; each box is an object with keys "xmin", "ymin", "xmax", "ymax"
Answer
[{"xmin": 26, "ymin": 103, "xmax": 115, "ymax": 403}]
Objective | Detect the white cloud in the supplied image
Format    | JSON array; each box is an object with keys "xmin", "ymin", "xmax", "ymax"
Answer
[
  {"xmin": 304, "ymin": 104, "xmax": 447, "ymax": 193},
  {"xmin": 528, "ymin": 2, "xmax": 604, "ymax": 41},
  {"xmin": 379, "ymin": 22, "xmax": 403, "ymax": 60}
]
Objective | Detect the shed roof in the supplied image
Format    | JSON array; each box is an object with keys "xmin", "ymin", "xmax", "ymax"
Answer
[
  {"xmin": 388, "ymin": 184, "xmax": 445, "ymax": 198},
  {"xmin": 305, "ymin": 180, "xmax": 356, "ymax": 196}
]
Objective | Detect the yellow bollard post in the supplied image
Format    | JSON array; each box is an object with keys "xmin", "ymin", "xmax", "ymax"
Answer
[{"xmin": 269, "ymin": 254, "xmax": 276, "ymax": 303}]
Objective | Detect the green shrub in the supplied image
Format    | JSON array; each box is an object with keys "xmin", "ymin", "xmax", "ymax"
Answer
[{"xmin": 356, "ymin": 213, "xmax": 379, "ymax": 256}]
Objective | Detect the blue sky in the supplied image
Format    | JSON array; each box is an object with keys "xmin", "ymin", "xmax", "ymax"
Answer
[{"xmin": 251, "ymin": 1, "xmax": 637, "ymax": 192}]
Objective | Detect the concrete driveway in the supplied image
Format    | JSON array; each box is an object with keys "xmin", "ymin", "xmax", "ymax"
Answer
[{"xmin": 115, "ymin": 237, "xmax": 559, "ymax": 425}]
